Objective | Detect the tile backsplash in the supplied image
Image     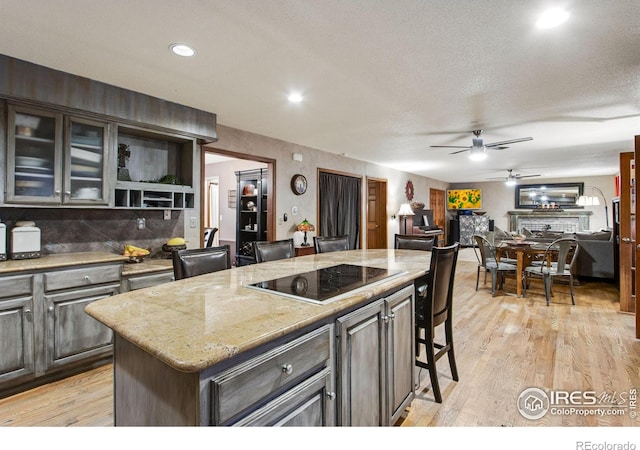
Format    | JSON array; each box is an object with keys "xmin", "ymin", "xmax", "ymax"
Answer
[{"xmin": 0, "ymin": 208, "xmax": 184, "ymax": 257}]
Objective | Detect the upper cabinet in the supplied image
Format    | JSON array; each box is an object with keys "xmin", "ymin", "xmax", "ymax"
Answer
[
  {"xmin": 65, "ymin": 116, "xmax": 111, "ymax": 205},
  {"xmin": 6, "ymin": 104, "xmax": 110, "ymax": 205},
  {"xmin": 113, "ymin": 125, "xmax": 196, "ymax": 209},
  {"xmin": 3, "ymin": 102, "xmax": 198, "ymax": 209},
  {"xmin": 0, "ymin": 55, "xmax": 217, "ymax": 210}
]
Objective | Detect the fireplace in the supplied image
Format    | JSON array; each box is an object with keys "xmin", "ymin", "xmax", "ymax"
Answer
[{"xmin": 508, "ymin": 210, "xmax": 592, "ymax": 233}]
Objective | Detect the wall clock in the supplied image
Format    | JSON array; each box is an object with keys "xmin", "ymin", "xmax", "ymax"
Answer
[{"xmin": 291, "ymin": 174, "xmax": 307, "ymax": 195}]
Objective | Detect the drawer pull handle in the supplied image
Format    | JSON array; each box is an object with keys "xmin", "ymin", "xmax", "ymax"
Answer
[
  {"xmin": 326, "ymin": 391, "xmax": 336, "ymax": 400},
  {"xmin": 281, "ymin": 364, "xmax": 293, "ymax": 375},
  {"xmin": 24, "ymin": 308, "xmax": 32, "ymax": 319},
  {"xmin": 83, "ymin": 275, "xmax": 91, "ymax": 283},
  {"xmin": 382, "ymin": 315, "xmax": 389, "ymax": 323},
  {"xmin": 48, "ymin": 305, "xmax": 54, "ymax": 312}
]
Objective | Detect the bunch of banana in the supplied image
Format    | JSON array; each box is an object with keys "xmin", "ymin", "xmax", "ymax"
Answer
[{"xmin": 123, "ymin": 244, "xmax": 150, "ymax": 257}]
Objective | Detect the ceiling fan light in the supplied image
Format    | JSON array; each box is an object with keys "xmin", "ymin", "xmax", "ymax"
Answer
[
  {"xmin": 468, "ymin": 146, "xmax": 487, "ymax": 161},
  {"xmin": 505, "ymin": 179, "xmax": 517, "ymax": 186},
  {"xmin": 536, "ymin": 8, "xmax": 569, "ymax": 29}
]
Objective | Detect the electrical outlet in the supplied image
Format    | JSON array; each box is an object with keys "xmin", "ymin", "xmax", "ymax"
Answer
[
  {"xmin": 189, "ymin": 217, "xmax": 197, "ymax": 228},
  {"xmin": 163, "ymin": 209, "xmax": 171, "ymax": 220},
  {"xmin": 136, "ymin": 218, "xmax": 146, "ymax": 230}
]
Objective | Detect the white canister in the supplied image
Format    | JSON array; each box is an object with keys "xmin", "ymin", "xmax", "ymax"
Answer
[
  {"xmin": 11, "ymin": 225, "xmax": 41, "ymax": 259},
  {"xmin": 0, "ymin": 222, "xmax": 6, "ymax": 260}
]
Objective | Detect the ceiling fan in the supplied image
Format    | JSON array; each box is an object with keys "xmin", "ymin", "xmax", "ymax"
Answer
[
  {"xmin": 487, "ymin": 169, "xmax": 541, "ymax": 186},
  {"xmin": 430, "ymin": 130, "xmax": 533, "ymax": 161}
]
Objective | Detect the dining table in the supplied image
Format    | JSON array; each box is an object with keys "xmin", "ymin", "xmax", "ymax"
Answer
[{"xmin": 496, "ymin": 240, "xmax": 550, "ymax": 297}]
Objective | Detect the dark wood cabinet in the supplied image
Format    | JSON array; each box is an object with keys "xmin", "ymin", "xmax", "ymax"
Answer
[{"xmin": 235, "ymin": 169, "xmax": 268, "ymax": 266}]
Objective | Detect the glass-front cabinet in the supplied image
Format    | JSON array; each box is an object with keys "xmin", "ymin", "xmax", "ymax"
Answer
[
  {"xmin": 5, "ymin": 104, "xmax": 109, "ymax": 205},
  {"xmin": 65, "ymin": 117, "xmax": 109, "ymax": 204},
  {"xmin": 6, "ymin": 105, "xmax": 62, "ymax": 203}
]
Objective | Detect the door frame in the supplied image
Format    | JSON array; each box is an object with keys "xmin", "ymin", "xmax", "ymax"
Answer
[
  {"xmin": 200, "ymin": 147, "xmax": 276, "ymax": 247},
  {"xmin": 635, "ymin": 137, "xmax": 640, "ymax": 338},
  {"xmin": 429, "ymin": 188, "xmax": 446, "ymax": 244},
  {"xmin": 366, "ymin": 177, "xmax": 388, "ymax": 249}
]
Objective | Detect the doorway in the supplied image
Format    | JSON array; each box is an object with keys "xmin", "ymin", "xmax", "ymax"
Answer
[
  {"xmin": 366, "ymin": 177, "xmax": 387, "ymax": 249},
  {"xmin": 204, "ymin": 176, "xmax": 220, "ymax": 247},
  {"xmin": 430, "ymin": 188, "xmax": 446, "ymax": 242},
  {"xmin": 201, "ymin": 148, "xmax": 275, "ymax": 265}
]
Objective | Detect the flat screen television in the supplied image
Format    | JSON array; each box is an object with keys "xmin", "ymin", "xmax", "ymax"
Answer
[{"xmin": 447, "ymin": 189, "xmax": 482, "ymax": 210}]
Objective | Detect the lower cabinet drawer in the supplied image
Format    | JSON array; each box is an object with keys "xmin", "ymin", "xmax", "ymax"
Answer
[
  {"xmin": 210, "ymin": 324, "xmax": 333, "ymax": 425},
  {"xmin": 125, "ymin": 271, "xmax": 174, "ymax": 291},
  {"xmin": 44, "ymin": 264, "xmax": 122, "ymax": 292},
  {"xmin": 232, "ymin": 368, "xmax": 334, "ymax": 426},
  {"xmin": 0, "ymin": 274, "xmax": 33, "ymax": 299}
]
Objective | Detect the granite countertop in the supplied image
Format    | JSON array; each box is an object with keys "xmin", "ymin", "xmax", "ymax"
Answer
[
  {"xmin": 86, "ymin": 249, "xmax": 433, "ymax": 373},
  {"xmin": 0, "ymin": 251, "xmax": 129, "ymax": 274},
  {"xmin": 121, "ymin": 258, "xmax": 173, "ymax": 276}
]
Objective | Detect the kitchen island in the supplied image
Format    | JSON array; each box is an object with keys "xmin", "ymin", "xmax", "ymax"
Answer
[{"xmin": 86, "ymin": 249, "xmax": 433, "ymax": 426}]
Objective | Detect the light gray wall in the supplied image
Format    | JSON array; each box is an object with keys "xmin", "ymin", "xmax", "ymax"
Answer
[
  {"xmin": 205, "ymin": 124, "xmax": 617, "ymax": 246},
  {"xmin": 206, "ymin": 124, "xmax": 448, "ymax": 247},
  {"xmin": 451, "ymin": 175, "xmax": 615, "ymax": 231}
]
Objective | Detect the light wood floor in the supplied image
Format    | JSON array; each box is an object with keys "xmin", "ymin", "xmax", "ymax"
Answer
[{"xmin": 1, "ymin": 252, "xmax": 638, "ymax": 427}]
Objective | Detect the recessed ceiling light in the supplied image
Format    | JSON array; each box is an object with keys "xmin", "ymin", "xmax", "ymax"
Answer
[
  {"xmin": 536, "ymin": 8, "xmax": 569, "ymax": 29},
  {"xmin": 169, "ymin": 43, "xmax": 196, "ymax": 57},
  {"xmin": 287, "ymin": 92, "xmax": 303, "ymax": 103}
]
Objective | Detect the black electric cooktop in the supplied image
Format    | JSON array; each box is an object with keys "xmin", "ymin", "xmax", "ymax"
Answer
[{"xmin": 247, "ymin": 264, "xmax": 402, "ymax": 304}]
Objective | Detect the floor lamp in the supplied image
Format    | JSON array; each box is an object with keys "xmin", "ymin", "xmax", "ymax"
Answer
[
  {"xmin": 396, "ymin": 203, "xmax": 415, "ymax": 235},
  {"xmin": 577, "ymin": 186, "xmax": 609, "ymax": 228}
]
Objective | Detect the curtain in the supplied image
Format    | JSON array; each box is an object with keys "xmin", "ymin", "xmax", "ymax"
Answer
[{"xmin": 319, "ymin": 172, "xmax": 361, "ymax": 249}]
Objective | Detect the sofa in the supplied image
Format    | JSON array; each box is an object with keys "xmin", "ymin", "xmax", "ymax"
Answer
[{"xmin": 489, "ymin": 228, "xmax": 615, "ymax": 280}]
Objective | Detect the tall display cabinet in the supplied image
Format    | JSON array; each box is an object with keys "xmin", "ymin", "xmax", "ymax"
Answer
[
  {"xmin": 235, "ymin": 169, "xmax": 268, "ymax": 266},
  {"xmin": 453, "ymin": 214, "xmax": 490, "ymax": 246}
]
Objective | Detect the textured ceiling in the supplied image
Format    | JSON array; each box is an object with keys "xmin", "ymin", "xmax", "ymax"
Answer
[{"xmin": 1, "ymin": 0, "xmax": 638, "ymax": 183}]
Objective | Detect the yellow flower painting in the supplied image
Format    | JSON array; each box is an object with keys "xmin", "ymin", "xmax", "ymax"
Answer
[{"xmin": 447, "ymin": 189, "xmax": 482, "ymax": 210}]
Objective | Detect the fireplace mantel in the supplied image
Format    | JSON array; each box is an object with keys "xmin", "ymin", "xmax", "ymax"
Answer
[{"xmin": 508, "ymin": 210, "xmax": 592, "ymax": 233}]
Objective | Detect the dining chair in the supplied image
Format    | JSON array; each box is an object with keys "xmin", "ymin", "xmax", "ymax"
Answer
[
  {"xmin": 394, "ymin": 233, "xmax": 437, "ymax": 299},
  {"xmin": 204, "ymin": 227, "xmax": 218, "ymax": 247},
  {"xmin": 523, "ymin": 237, "xmax": 580, "ymax": 305},
  {"xmin": 313, "ymin": 235, "xmax": 350, "ymax": 253},
  {"xmin": 253, "ymin": 239, "xmax": 295, "ymax": 263},
  {"xmin": 394, "ymin": 234, "xmax": 437, "ymax": 251},
  {"xmin": 472, "ymin": 234, "xmax": 518, "ymax": 297},
  {"xmin": 415, "ymin": 243, "xmax": 460, "ymax": 403},
  {"xmin": 172, "ymin": 245, "xmax": 231, "ymax": 280}
]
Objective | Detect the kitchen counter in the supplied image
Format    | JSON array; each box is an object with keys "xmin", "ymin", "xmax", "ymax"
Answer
[
  {"xmin": 121, "ymin": 258, "xmax": 173, "ymax": 276},
  {"xmin": 0, "ymin": 251, "xmax": 174, "ymax": 276},
  {"xmin": 86, "ymin": 249, "xmax": 432, "ymax": 372},
  {"xmin": 0, "ymin": 251, "xmax": 128, "ymax": 273}
]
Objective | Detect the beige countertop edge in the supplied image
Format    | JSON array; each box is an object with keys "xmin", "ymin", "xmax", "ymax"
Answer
[
  {"xmin": 92, "ymin": 270, "xmax": 422, "ymax": 373},
  {"xmin": 0, "ymin": 251, "xmax": 174, "ymax": 275},
  {"xmin": 0, "ymin": 251, "xmax": 129, "ymax": 273},
  {"xmin": 121, "ymin": 259, "xmax": 173, "ymax": 276},
  {"xmin": 85, "ymin": 249, "xmax": 432, "ymax": 373}
]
